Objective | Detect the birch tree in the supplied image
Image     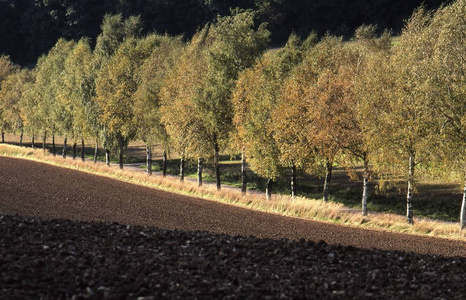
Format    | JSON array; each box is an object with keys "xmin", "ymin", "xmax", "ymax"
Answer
[
  {"xmin": 29, "ymin": 39, "xmax": 75, "ymax": 153},
  {"xmin": 19, "ymin": 70, "xmax": 40, "ymax": 148},
  {"xmin": 162, "ymin": 10, "xmax": 269, "ymax": 188},
  {"xmin": 233, "ymin": 33, "xmax": 315, "ymax": 198},
  {"xmin": 269, "ymin": 33, "xmax": 318, "ymax": 198},
  {"xmin": 233, "ymin": 53, "xmax": 282, "ymax": 199},
  {"xmin": 133, "ymin": 35, "xmax": 184, "ymax": 175},
  {"xmin": 58, "ymin": 38, "xmax": 95, "ymax": 161},
  {"xmin": 0, "ymin": 69, "xmax": 33, "ymax": 143},
  {"xmin": 0, "ymin": 55, "xmax": 16, "ymax": 83},
  {"xmin": 160, "ymin": 27, "xmax": 211, "ymax": 182},
  {"xmin": 426, "ymin": 0, "xmax": 466, "ymax": 229},
  {"xmin": 232, "ymin": 33, "xmax": 306, "ymax": 200},
  {"xmin": 287, "ymin": 35, "xmax": 360, "ymax": 202},
  {"xmin": 363, "ymin": 8, "xmax": 439, "ymax": 224},
  {"xmin": 93, "ymin": 14, "xmax": 142, "ymax": 164},
  {"xmin": 0, "ymin": 55, "xmax": 18, "ymax": 142},
  {"xmin": 95, "ymin": 34, "xmax": 158, "ymax": 169},
  {"xmin": 351, "ymin": 25, "xmax": 393, "ymax": 215},
  {"xmin": 198, "ymin": 9, "xmax": 270, "ymax": 190}
]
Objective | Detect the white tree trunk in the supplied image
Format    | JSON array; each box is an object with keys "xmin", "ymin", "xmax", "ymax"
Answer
[
  {"xmin": 291, "ymin": 162, "xmax": 297, "ymax": 199},
  {"xmin": 406, "ymin": 153, "xmax": 415, "ymax": 225},
  {"xmin": 105, "ymin": 148, "xmax": 110, "ymax": 166},
  {"xmin": 460, "ymin": 172, "xmax": 466, "ymax": 230},
  {"xmin": 104, "ymin": 135, "xmax": 110, "ymax": 166},
  {"xmin": 362, "ymin": 156, "xmax": 369, "ymax": 216}
]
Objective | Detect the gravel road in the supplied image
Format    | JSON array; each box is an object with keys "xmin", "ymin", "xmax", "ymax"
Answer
[{"xmin": 1, "ymin": 156, "xmax": 466, "ymax": 299}]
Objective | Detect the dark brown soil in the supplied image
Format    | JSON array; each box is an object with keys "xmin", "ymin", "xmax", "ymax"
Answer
[{"xmin": 1, "ymin": 156, "xmax": 466, "ymax": 299}]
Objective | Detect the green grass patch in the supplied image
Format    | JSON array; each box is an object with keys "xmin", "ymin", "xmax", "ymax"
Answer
[{"xmin": 139, "ymin": 155, "xmax": 463, "ymax": 223}]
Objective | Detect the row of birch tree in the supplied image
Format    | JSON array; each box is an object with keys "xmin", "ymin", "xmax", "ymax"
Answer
[{"xmin": 0, "ymin": 1, "xmax": 464, "ymax": 227}]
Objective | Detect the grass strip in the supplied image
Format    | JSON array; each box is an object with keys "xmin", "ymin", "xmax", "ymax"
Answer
[{"xmin": 1, "ymin": 143, "xmax": 465, "ymax": 241}]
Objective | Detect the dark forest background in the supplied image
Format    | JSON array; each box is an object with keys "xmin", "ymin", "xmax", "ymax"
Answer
[{"xmin": 0, "ymin": 0, "xmax": 451, "ymax": 66}]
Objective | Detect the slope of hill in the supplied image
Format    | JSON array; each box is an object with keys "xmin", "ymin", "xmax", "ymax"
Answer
[{"xmin": 0, "ymin": 0, "xmax": 451, "ymax": 65}]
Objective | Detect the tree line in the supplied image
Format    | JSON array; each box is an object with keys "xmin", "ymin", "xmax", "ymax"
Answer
[
  {"xmin": 0, "ymin": 0, "xmax": 451, "ymax": 65},
  {"xmin": 0, "ymin": 0, "xmax": 464, "ymax": 228}
]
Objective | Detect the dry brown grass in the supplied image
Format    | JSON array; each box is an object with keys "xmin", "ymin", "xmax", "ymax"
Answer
[{"xmin": 2, "ymin": 143, "xmax": 465, "ymax": 241}]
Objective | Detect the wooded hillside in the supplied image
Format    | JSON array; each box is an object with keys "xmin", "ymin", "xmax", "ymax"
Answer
[{"xmin": 0, "ymin": 0, "xmax": 451, "ymax": 65}]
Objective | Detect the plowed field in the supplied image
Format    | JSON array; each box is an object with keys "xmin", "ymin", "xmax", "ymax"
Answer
[{"xmin": 1, "ymin": 156, "xmax": 466, "ymax": 299}]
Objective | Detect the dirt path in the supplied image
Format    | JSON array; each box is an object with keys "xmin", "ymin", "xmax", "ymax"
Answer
[{"xmin": 1, "ymin": 156, "xmax": 465, "ymax": 257}]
